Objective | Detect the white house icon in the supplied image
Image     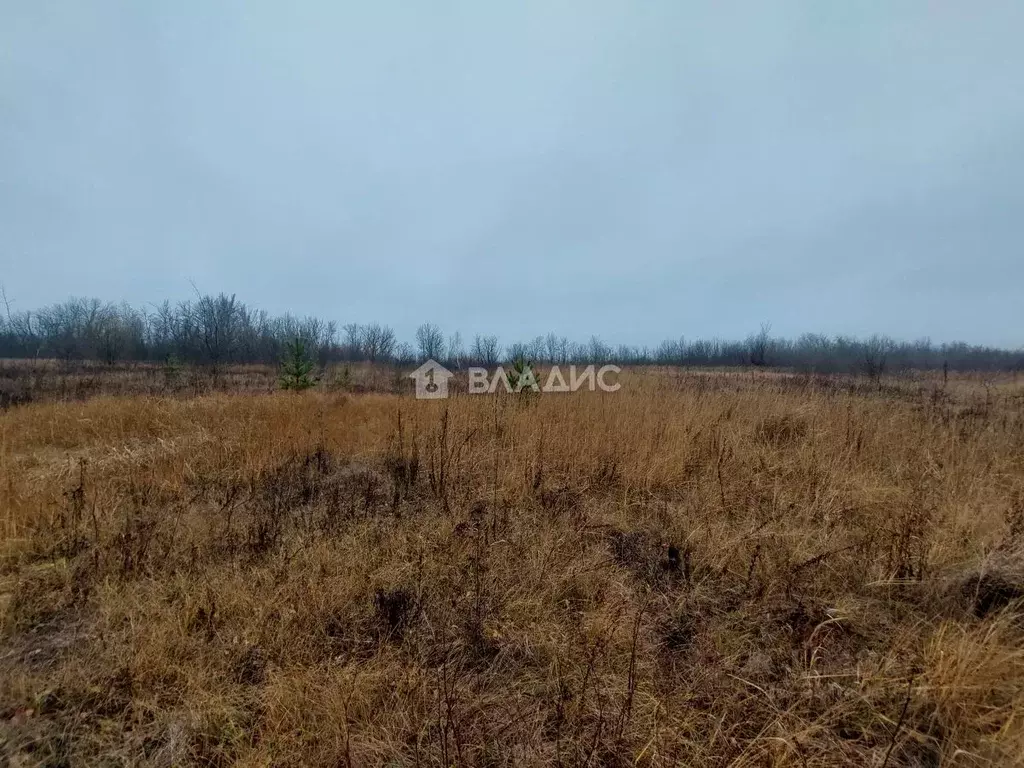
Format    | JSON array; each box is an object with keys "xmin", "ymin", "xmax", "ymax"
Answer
[{"xmin": 408, "ymin": 359, "xmax": 454, "ymax": 399}]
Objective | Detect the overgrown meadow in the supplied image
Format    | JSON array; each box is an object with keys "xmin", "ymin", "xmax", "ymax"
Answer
[{"xmin": 2, "ymin": 366, "xmax": 1023, "ymax": 766}]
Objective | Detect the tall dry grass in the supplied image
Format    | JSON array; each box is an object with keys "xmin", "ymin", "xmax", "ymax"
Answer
[{"xmin": 1, "ymin": 369, "xmax": 1023, "ymax": 766}]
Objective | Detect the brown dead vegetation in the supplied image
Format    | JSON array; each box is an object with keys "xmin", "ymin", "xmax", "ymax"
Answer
[{"xmin": 1, "ymin": 369, "xmax": 1024, "ymax": 765}]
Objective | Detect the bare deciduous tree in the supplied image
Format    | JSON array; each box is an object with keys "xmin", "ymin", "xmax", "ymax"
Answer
[
  {"xmin": 471, "ymin": 334, "xmax": 500, "ymax": 366},
  {"xmin": 415, "ymin": 323, "xmax": 445, "ymax": 361},
  {"xmin": 364, "ymin": 324, "xmax": 397, "ymax": 362},
  {"xmin": 342, "ymin": 324, "xmax": 364, "ymax": 360},
  {"xmin": 863, "ymin": 334, "xmax": 894, "ymax": 381},
  {"xmin": 446, "ymin": 331, "xmax": 465, "ymax": 368},
  {"xmin": 747, "ymin": 322, "xmax": 772, "ymax": 367}
]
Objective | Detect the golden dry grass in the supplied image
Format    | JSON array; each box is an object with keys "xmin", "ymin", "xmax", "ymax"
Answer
[{"xmin": 2, "ymin": 369, "xmax": 1024, "ymax": 766}]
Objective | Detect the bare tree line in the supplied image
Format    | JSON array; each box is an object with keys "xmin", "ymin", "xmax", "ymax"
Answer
[{"xmin": 0, "ymin": 291, "xmax": 1021, "ymax": 375}]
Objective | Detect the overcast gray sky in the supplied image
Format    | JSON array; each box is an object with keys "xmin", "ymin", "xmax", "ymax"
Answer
[{"xmin": 2, "ymin": 1, "xmax": 1022, "ymax": 347}]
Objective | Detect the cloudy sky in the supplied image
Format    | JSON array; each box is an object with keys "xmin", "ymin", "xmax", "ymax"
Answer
[{"xmin": 2, "ymin": 1, "xmax": 1022, "ymax": 347}]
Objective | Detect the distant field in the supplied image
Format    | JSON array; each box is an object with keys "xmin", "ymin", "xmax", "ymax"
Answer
[{"xmin": 2, "ymin": 368, "xmax": 1024, "ymax": 765}]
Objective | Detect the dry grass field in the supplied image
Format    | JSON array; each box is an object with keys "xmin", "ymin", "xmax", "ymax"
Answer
[{"xmin": 2, "ymin": 368, "xmax": 1024, "ymax": 766}]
